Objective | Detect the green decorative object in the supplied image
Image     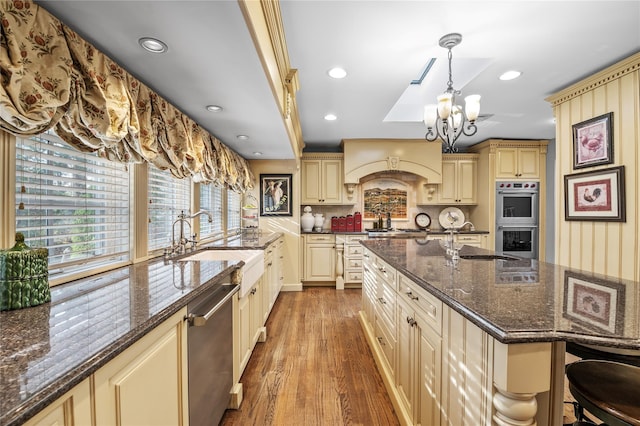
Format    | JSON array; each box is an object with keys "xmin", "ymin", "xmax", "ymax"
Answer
[{"xmin": 0, "ymin": 233, "xmax": 50, "ymax": 311}]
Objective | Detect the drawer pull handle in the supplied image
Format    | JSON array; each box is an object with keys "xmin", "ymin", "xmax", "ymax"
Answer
[
  {"xmin": 406, "ymin": 291, "xmax": 419, "ymax": 301},
  {"xmin": 406, "ymin": 317, "xmax": 417, "ymax": 327},
  {"xmin": 377, "ymin": 336, "xmax": 385, "ymax": 346},
  {"xmin": 378, "ymin": 297, "xmax": 386, "ymax": 305},
  {"xmin": 250, "ymin": 288, "xmax": 257, "ymax": 295}
]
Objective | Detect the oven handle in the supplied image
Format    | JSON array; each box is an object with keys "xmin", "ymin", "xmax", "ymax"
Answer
[
  {"xmin": 186, "ymin": 286, "xmax": 237, "ymax": 327},
  {"xmin": 497, "ymin": 225, "xmax": 538, "ymax": 229},
  {"xmin": 497, "ymin": 190, "xmax": 538, "ymax": 194}
]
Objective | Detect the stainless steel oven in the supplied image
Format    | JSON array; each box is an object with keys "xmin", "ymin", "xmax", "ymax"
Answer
[
  {"xmin": 495, "ymin": 225, "xmax": 538, "ymax": 259},
  {"xmin": 496, "ymin": 181, "xmax": 539, "ymax": 224}
]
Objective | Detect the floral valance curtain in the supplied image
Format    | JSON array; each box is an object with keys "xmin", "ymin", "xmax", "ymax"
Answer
[{"xmin": 0, "ymin": 1, "xmax": 253, "ymax": 191}]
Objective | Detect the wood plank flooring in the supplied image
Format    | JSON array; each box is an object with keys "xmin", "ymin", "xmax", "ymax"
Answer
[{"xmin": 220, "ymin": 287, "xmax": 400, "ymax": 426}]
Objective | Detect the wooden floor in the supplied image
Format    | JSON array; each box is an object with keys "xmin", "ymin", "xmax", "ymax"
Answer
[{"xmin": 220, "ymin": 287, "xmax": 400, "ymax": 426}]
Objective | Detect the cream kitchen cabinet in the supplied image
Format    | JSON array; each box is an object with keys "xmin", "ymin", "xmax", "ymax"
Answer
[
  {"xmin": 301, "ymin": 158, "xmax": 343, "ymax": 204},
  {"xmin": 436, "ymin": 154, "xmax": 478, "ymax": 204},
  {"xmin": 340, "ymin": 234, "xmax": 367, "ymax": 285},
  {"xmin": 93, "ymin": 308, "xmax": 188, "ymax": 426},
  {"xmin": 396, "ymin": 273, "xmax": 442, "ymax": 425},
  {"xmin": 237, "ymin": 278, "xmax": 264, "ymax": 377},
  {"xmin": 495, "ymin": 146, "xmax": 541, "ymax": 179},
  {"xmin": 23, "ymin": 378, "xmax": 92, "ymax": 426},
  {"xmin": 302, "ymin": 234, "xmax": 336, "ymax": 282},
  {"xmin": 417, "ymin": 154, "xmax": 477, "ymax": 205}
]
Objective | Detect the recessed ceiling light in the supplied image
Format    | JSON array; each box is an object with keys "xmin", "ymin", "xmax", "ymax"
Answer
[
  {"xmin": 328, "ymin": 67, "xmax": 347, "ymax": 79},
  {"xmin": 499, "ymin": 70, "xmax": 522, "ymax": 81},
  {"xmin": 253, "ymin": 151, "xmax": 263, "ymax": 156},
  {"xmin": 206, "ymin": 105, "xmax": 223, "ymax": 112},
  {"xmin": 324, "ymin": 114, "xmax": 337, "ymax": 121},
  {"xmin": 138, "ymin": 37, "xmax": 168, "ymax": 53},
  {"xmin": 237, "ymin": 135, "xmax": 249, "ymax": 140}
]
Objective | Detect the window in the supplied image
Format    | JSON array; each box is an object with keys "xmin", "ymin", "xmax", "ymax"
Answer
[
  {"xmin": 15, "ymin": 132, "xmax": 131, "ymax": 278},
  {"xmin": 226, "ymin": 190, "xmax": 241, "ymax": 235},
  {"xmin": 148, "ymin": 167, "xmax": 191, "ymax": 251},
  {"xmin": 199, "ymin": 184, "xmax": 223, "ymax": 240}
]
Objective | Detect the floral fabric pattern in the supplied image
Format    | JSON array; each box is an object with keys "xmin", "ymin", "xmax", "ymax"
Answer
[{"xmin": 0, "ymin": 1, "xmax": 254, "ymax": 191}]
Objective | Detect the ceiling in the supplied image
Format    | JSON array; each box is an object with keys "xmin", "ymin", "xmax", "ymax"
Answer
[{"xmin": 36, "ymin": 1, "xmax": 640, "ymax": 160}]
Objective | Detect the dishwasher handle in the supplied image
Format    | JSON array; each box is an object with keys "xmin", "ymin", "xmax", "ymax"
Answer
[{"xmin": 186, "ymin": 286, "xmax": 237, "ymax": 327}]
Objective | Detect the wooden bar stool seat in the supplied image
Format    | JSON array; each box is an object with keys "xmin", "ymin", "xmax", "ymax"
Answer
[{"xmin": 566, "ymin": 360, "xmax": 640, "ymax": 426}]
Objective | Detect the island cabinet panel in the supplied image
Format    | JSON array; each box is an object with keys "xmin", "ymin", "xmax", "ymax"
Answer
[
  {"xmin": 359, "ymin": 250, "xmax": 555, "ymax": 426},
  {"xmin": 23, "ymin": 378, "xmax": 92, "ymax": 426},
  {"xmin": 93, "ymin": 308, "xmax": 188, "ymax": 426}
]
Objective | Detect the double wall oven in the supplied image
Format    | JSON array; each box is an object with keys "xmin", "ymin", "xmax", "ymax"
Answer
[{"xmin": 495, "ymin": 181, "xmax": 539, "ymax": 259}]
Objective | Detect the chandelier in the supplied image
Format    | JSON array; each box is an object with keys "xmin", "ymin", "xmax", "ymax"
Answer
[{"xmin": 424, "ymin": 33, "xmax": 481, "ymax": 153}]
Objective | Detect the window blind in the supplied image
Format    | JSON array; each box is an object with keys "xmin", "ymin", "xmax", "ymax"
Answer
[
  {"xmin": 15, "ymin": 132, "xmax": 130, "ymax": 276},
  {"xmin": 148, "ymin": 167, "xmax": 191, "ymax": 251},
  {"xmin": 226, "ymin": 190, "xmax": 241, "ymax": 235},
  {"xmin": 199, "ymin": 184, "xmax": 223, "ymax": 239}
]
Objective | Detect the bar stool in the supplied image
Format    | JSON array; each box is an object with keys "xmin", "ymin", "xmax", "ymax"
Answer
[{"xmin": 565, "ymin": 360, "xmax": 640, "ymax": 426}]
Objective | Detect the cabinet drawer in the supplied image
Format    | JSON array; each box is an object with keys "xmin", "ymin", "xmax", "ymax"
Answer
[
  {"xmin": 306, "ymin": 234, "xmax": 335, "ymax": 243},
  {"xmin": 347, "ymin": 258, "xmax": 362, "ymax": 269},
  {"xmin": 456, "ymin": 234, "xmax": 481, "ymax": 244},
  {"xmin": 345, "ymin": 234, "xmax": 367, "ymax": 244},
  {"xmin": 345, "ymin": 270, "xmax": 363, "ymax": 282},
  {"xmin": 374, "ymin": 316, "xmax": 396, "ymax": 376},
  {"xmin": 398, "ymin": 274, "xmax": 442, "ymax": 335},
  {"xmin": 347, "ymin": 244, "xmax": 364, "ymax": 257},
  {"xmin": 376, "ymin": 282, "xmax": 396, "ymax": 333},
  {"xmin": 374, "ymin": 258, "xmax": 396, "ymax": 290}
]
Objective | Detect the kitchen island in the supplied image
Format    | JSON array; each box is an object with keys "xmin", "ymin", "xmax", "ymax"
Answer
[
  {"xmin": 0, "ymin": 233, "xmax": 282, "ymax": 426},
  {"xmin": 359, "ymin": 238, "xmax": 639, "ymax": 426}
]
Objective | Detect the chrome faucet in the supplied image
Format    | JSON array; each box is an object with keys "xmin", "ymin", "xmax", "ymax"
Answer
[
  {"xmin": 445, "ymin": 221, "xmax": 474, "ymax": 262},
  {"xmin": 166, "ymin": 210, "xmax": 213, "ymax": 258}
]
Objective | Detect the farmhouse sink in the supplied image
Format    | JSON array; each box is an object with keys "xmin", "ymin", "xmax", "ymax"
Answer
[
  {"xmin": 180, "ymin": 249, "xmax": 264, "ymax": 297},
  {"xmin": 459, "ymin": 254, "xmax": 520, "ymax": 261}
]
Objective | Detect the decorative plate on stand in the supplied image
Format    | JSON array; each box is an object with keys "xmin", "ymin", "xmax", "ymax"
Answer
[{"xmin": 438, "ymin": 207, "xmax": 465, "ymax": 229}]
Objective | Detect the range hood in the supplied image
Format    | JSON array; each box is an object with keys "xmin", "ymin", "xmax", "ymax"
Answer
[{"xmin": 342, "ymin": 139, "xmax": 442, "ymax": 184}]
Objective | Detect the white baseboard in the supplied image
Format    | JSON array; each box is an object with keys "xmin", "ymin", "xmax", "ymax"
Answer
[{"xmin": 281, "ymin": 282, "xmax": 303, "ymax": 292}]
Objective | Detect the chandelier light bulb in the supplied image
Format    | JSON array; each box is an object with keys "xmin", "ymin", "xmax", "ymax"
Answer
[
  {"xmin": 424, "ymin": 105, "xmax": 438, "ymax": 128},
  {"xmin": 437, "ymin": 94, "xmax": 453, "ymax": 120},
  {"xmin": 464, "ymin": 95, "xmax": 481, "ymax": 122}
]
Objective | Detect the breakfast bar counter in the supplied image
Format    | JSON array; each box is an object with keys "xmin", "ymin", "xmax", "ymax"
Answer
[{"xmin": 358, "ymin": 238, "xmax": 639, "ymax": 426}]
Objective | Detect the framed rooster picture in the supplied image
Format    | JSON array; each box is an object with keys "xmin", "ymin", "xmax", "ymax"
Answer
[
  {"xmin": 564, "ymin": 166, "xmax": 625, "ymax": 221},
  {"xmin": 572, "ymin": 112, "xmax": 613, "ymax": 169}
]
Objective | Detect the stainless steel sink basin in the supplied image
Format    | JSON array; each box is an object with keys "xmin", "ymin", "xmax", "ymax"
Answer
[{"xmin": 459, "ymin": 254, "xmax": 521, "ymax": 261}]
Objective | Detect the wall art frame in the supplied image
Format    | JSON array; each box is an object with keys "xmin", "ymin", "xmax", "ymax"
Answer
[
  {"xmin": 564, "ymin": 165, "xmax": 625, "ymax": 222},
  {"xmin": 572, "ymin": 112, "xmax": 613, "ymax": 169},
  {"xmin": 260, "ymin": 174, "xmax": 292, "ymax": 216},
  {"xmin": 562, "ymin": 270, "xmax": 625, "ymax": 334}
]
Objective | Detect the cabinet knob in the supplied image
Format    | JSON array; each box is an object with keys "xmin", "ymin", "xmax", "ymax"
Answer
[{"xmin": 377, "ymin": 336, "xmax": 385, "ymax": 346}]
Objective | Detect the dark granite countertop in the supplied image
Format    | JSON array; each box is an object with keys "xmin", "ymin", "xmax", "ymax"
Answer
[
  {"xmin": 361, "ymin": 239, "xmax": 640, "ymax": 349},
  {"xmin": 0, "ymin": 232, "xmax": 283, "ymax": 426}
]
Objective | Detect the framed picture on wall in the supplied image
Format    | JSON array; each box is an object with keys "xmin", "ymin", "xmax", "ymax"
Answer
[
  {"xmin": 564, "ymin": 166, "xmax": 625, "ymax": 222},
  {"xmin": 562, "ymin": 270, "xmax": 625, "ymax": 334},
  {"xmin": 572, "ymin": 112, "xmax": 613, "ymax": 169},
  {"xmin": 260, "ymin": 174, "xmax": 292, "ymax": 216}
]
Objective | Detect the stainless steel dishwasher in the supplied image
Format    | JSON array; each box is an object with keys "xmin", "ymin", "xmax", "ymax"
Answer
[{"xmin": 186, "ymin": 283, "xmax": 238, "ymax": 426}]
